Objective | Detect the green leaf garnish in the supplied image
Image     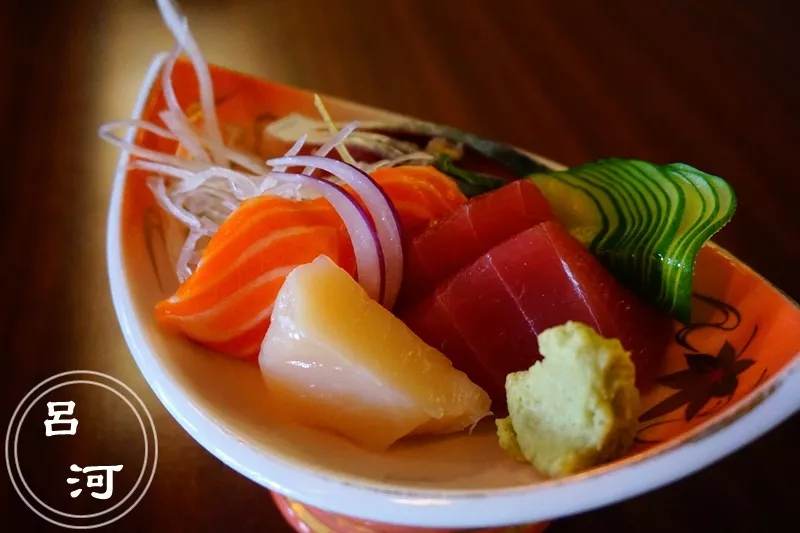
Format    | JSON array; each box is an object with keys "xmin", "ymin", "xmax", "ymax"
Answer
[{"xmin": 433, "ymin": 154, "xmax": 508, "ymax": 197}]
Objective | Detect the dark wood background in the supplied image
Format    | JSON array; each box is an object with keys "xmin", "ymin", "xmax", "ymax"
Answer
[{"xmin": 2, "ymin": 0, "xmax": 798, "ymax": 531}]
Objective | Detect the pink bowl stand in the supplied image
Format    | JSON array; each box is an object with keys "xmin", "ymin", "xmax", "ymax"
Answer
[{"xmin": 271, "ymin": 492, "xmax": 550, "ymax": 533}]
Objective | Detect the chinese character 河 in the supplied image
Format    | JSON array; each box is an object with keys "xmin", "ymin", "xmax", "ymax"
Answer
[
  {"xmin": 67, "ymin": 464, "xmax": 123, "ymax": 500},
  {"xmin": 44, "ymin": 401, "xmax": 78, "ymax": 436}
]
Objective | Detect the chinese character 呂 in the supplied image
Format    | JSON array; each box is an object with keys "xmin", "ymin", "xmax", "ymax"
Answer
[
  {"xmin": 44, "ymin": 401, "xmax": 78, "ymax": 436},
  {"xmin": 67, "ymin": 464, "xmax": 123, "ymax": 500}
]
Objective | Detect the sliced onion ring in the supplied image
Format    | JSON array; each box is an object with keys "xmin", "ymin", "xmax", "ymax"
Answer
[
  {"xmin": 267, "ymin": 156, "xmax": 403, "ymax": 308},
  {"xmin": 268, "ymin": 171, "xmax": 384, "ymax": 302}
]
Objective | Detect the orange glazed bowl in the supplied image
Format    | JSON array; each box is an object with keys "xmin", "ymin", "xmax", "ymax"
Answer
[{"xmin": 106, "ymin": 53, "xmax": 800, "ymax": 531}]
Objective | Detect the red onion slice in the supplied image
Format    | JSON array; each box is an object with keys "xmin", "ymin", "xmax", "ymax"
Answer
[
  {"xmin": 269, "ymin": 171, "xmax": 384, "ymax": 302},
  {"xmin": 267, "ymin": 156, "xmax": 403, "ymax": 309}
]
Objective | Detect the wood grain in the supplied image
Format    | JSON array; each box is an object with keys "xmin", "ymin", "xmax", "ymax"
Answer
[{"xmin": 1, "ymin": 0, "xmax": 797, "ymax": 531}]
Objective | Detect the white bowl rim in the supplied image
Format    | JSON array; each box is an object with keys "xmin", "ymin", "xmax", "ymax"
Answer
[{"xmin": 106, "ymin": 53, "xmax": 800, "ymax": 528}]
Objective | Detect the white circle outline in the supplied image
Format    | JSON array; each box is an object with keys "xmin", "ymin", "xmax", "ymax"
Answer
[
  {"xmin": 5, "ymin": 371, "xmax": 158, "ymax": 530},
  {"xmin": 14, "ymin": 380, "xmax": 148, "ymax": 518}
]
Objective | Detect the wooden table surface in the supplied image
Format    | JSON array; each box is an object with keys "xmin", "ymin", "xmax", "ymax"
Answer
[{"xmin": 2, "ymin": 0, "xmax": 798, "ymax": 531}]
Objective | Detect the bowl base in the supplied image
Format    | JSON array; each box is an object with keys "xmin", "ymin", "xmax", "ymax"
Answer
[{"xmin": 271, "ymin": 492, "xmax": 550, "ymax": 533}]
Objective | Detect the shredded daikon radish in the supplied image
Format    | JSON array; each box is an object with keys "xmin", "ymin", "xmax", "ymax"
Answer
[
  {"xmin": 103, "ymin": 1, "xmax": 403, "ymax": 283},
  {"xmin": 215, "ymin": 146, "xmax": 269, "ymax": 175},
  {"xmin": 160, "ymin": 110, "xmax": 209, "ymax": 163},
  {"xmin": 315, "ymin": 121, "xmax": 360, "ymax": 159},
  {"xmin": 265, "ymin": 113, "xmax": 421, "ymax": 161},
  {"xmin": 160, "ymin": 44, "xmax": 210, "ymax": 162},
  {"xmin": 132, "ymin": 160, "xmax": 201, "ymax": 183},
  {"xmin": 159, "ymin": 39, "xmax": 267, "ymax": 174},
  {"xmin": 100, "ymin": 122, "xmax": 206, "ymax": 171},
  {"xmin": 264, "ymin": 135, "xmax": 307, "ymax": 196},
  {"xmin": 100, "ymin": 119, "xmax": 177, "ymax": 141},
  {"xmin": 362, "ymin": 151, "xmax": 436, "ymax": 173},
  {"xmin": 132, "ymin": 160, "xmax": 258, "ymax": 199},
  {"xmin": 271, "ymin": 135, "xmax": 306, "ymax": 173},
  {"xmin": 176, "ymin": 229, "xmax": 204, "ymax": 282},
  {"xmin": 148, "ymin": 176, "xmax": 203, "ymax": 229},
  {"xmin": 302, "ymin": 121, "xmax": 359, "ymax": 177},
  {"xmin": 157, "ymin": 0, "xmax": 227, "ymax": 166}
]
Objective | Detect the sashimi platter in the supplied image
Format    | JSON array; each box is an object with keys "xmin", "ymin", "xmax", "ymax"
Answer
[{"xmin": 103, "ymin": 0, "xmax": 800, "ymax": 528}]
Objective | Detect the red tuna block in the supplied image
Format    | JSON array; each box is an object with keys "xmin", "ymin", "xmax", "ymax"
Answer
[
  {"xmin": 401, "ymin": 292, "xmax": 507, "ymax": 407},
  {"xmin": 399, "ymin": 180, "xmax": 554, "ymax": 308},
  {"xmin": 489, "ymin": 221, "xmax": 671, "ymax": 388},
  {"xmin": 401, "ymin": 220, "xmax": 671, "ymax": 413}
]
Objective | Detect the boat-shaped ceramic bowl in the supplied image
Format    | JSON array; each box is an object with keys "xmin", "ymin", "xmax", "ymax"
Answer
[{"xmin": 106, "ymin": 54, "xmax": 800, "ymax": 532}]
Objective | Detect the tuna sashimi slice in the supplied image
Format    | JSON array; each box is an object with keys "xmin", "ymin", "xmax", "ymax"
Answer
[
  {"xmin": 489, "ymin": 221, "xmax": 671, "ymax": 389},
  {"xmin": 437, "ymin": 256, "xmax": 541, "ymax": 409},
  {"xmin": 400, "ymin": 220, "xmax": 671, "ymax": 413},
  {"xmin": 399, "ymin": 180, "xmax": 554, "ymax": 307},
  {"xmin": 398, "ymin": 293, "xmax": 501, "ymax": 400}
]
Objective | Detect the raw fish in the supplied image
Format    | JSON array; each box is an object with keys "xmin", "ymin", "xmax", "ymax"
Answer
[
  {"xmin": 400, "ymin": 221, "xmax": 671, "ymax": 413},
  {"xmin": 399, "ymin": 180, "xmax": 554, "ymax": 307},
  {"xmin": 259, "ymin": 255, "xmax": 491, "ymax": 450},
  {"xmin": 156, "ymin": 166, "xmax": 466, "ymax": 359}
]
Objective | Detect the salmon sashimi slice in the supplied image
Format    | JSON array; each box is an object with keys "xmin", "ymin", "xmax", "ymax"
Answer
[
  {"xmin": 259, "ymin": 256, "xmax": 491, "ymax": 451},
  {"xmin": 156, "ymin": 166, "xmax": 466, "ymax": 360},
  {"xmin": 368, "ymin": 166, "xmax": 467, "ymax": 239},
  {"xmin": 156, "ymin": 196, "xmax": 346, "ymax": 358},
  {"xmin": 398, "ymin": 180, "xmax": 554, "ymax": 308}
]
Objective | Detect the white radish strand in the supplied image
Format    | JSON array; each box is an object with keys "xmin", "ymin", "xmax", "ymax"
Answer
[
  {"xmin": 147, "ymin": 176, "xmax": 203, "ymax": 229},
  {"xmin": 211, "ymin": 142, "xmax": 270, "ymax": 175},
  {"xmin": 265, "ymin": 135, "xmax": 311, "ymax": 197},
  {"xmin": 132, "ymin": 160, "xmax": 201, "ymax": 183},
  {"xmin": 269, "ymin": 135, "xmax": 306, "ymax": 177},
  {"xmin": 158, "ymin": 38, "xmax": 268, "ymax": 174},
  {"xmin": 99, "ymin": 122, "xmax": 207, "ymax": 171},
  {"xmin": 100, "ymin": 119, "xmax": 177, "ymax": 141},
  {"xmin": 269, "ymin": 171, "xmax": 384, "ymax": 301},
  {"xmin": 159, "ymin": 110, "xmax": 210, "ymax": 163},
  {"xmin": 160, "ymin": 44, "xmax": 210, "ymax": 162},
  {"xmin": 268, "ymin": 155, "xmax": 403, "ymax": 309},
  {"xmin": 156, "ymin": 0, "xmax": 227, "ymax": 166},
  {"xmin": 303, "ymin": 121, "xmax": 359, "ymax": 176},
  {"xmin": 362, "ymin": 151, "xmax": 436, "ymax": 173},
  {"xmin": 314, "ymin": 121, "xmax": 360, "ymax": 158},
  {"xmin": 176, "ymin": 229, "xmax": 205, "ymax": 282},
  {"xmin": 276, "ymin": 135, "xmax": 306, "ymax": 168},
  {"xmin": 193, "ymin": 167, "xmax": 260, "ymax": 198},
  {"xmin": 131, "ymin": 160, "xmax": 259, "ymax": 199}
]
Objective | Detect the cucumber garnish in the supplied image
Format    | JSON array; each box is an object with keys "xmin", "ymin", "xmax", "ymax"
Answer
[{"xmin": 529, "ymin": 159, "xmax": 736, "ymax": 323}]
